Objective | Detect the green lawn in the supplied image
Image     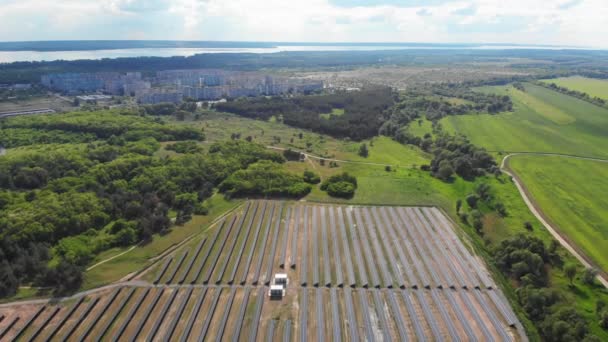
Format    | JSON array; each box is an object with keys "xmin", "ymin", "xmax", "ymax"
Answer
[
  {"xmin": 507, "ymin": 155, "xmax": 608, "ymax": 272},
  {"xmin": 441, "ymin": 84, "xmax": 608, "ymax": 158},
  {"xmin": 541, "ymin": 76, "xmax": 608, "ymax": 100}
]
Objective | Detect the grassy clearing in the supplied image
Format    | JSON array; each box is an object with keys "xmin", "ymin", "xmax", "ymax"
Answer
[
  {"xmin": 507, "ymin": 155, "xmax": 608, "ymax": 272},
  {"xmin": 540, "ymin": 76, "xmax": 608, "ymax": 100},
  {"xmin": 405, "ymin": 117, "xmax": 434, "ymax": 138},
  {"xmin": 319, "ymin": 108, "xmax": 345, "ymax": 119},
  {"xmin": 83, "ymin": 194, "xmax": 242, "ymax": 289},
  {"xmin": 441, "ymin": 84, "xmax": 608, "ymax": 158},
  {"xmin": 335, "ymin": 136, "xmax": 430, "ymax": 167}
]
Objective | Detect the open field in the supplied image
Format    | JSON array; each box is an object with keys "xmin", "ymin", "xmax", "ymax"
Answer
[
  {"xmin": 507, "ymin": 155, "xmax": 608, "ymax": 273},
  {"xmin": 0, "ymin": 201, "xmax": 524, "ymax": 341},
  {"xmin": 540, "ymin": 76, "xmax": 608, "ymax": 100},
  {"xmin": 290, "ymin": 64, "xmax": 531, "ymax": 89},
  {"xmin": 441, "ymin": 83, "xmax": 608, "ymax": 158},
  {"xmin": 0, "ymin": 95, "xmax": 73, "ymax": 113}
]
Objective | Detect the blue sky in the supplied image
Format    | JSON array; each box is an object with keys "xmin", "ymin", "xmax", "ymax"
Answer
[{"xmin": 0, "ymin": 0, "xmax": 605, "ymax": 48}]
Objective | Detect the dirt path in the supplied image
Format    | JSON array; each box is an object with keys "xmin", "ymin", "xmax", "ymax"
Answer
[
  {"xmin": 501, "ymin": 152, "xmax": 608, "ymax": 288},
  {"xmin": 87, "ymin": 245, "xmax": 138, "ymax": 271},
  {"xmin": 265, "ymin": 146, "xmax": 392, "ymax": 167}
]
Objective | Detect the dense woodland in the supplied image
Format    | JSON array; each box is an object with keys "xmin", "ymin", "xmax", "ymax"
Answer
[
  {"xmin": 0, "ymin": 110, "xmax": 305, "ymax": 297},
  {"xmin": 216, "ymin": 87, "xmax": 396, "ymax": 140}
]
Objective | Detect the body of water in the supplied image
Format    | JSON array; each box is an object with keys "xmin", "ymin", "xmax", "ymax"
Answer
[{"xmin": 0, "ymin": 44, "xmax": 586, "ymax": 63}]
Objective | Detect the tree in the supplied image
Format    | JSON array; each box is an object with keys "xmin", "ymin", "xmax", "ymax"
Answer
[
  {"xmin": 303, "ymin": 170, "xmax": 320, "ymax": 184},
  {"xmin": 456, "ymin": 199, "xmax": 463, "ymax": 213},
  {"xmin": 495, "ymin": 202, "xmax": 507, "ymax": 217},
  {"xmin": 326, "ymin": 181, "xmax": 356, "ymax": 198},
  {"xmin": 524, "ymin": 221, "xmax": 533, "ymax": 231},
  {"xmin": 358, "ymin": 143, "xmax": 369, "ymax": 158},
  {"xmin": 175, "ymin": 110, "xmax": 189, "ymax": 121},
  {"xmin": 600, "ymin": 310, "xmax": 608, "ymax": 329},
  {"xmin": 564, "ymin": 263, "xmax": 577, "ymax": 285},
  {"xmin": 582, "ymin": 268, "xmax": 597, "ymax": 285},
  {"xmin": 385, "ymin": 165, "xmax": 391, "ymax": 172},
  {"xmin": 436, "ymin": 160, "xmax": 454, "ymax": 181},
  {"xmin": 466, "ymin": 194, "xmax": 479, "ymax": 208}
]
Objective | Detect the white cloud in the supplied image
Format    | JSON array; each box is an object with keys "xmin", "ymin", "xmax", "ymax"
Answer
[{"xmin": 0, "ymin": 0, "xmax": 606, "ymax": 48}]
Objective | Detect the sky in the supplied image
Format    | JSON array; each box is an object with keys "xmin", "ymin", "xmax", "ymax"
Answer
[{"xmin": 0, "ymin": 0, "xmax": 606, "ymax": 48}]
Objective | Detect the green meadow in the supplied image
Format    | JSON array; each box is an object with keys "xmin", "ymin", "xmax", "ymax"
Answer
[
  {"xmin": 507, "ymin": 155, "xmax": 608, "ymax": 273},
  {"xmin": 541, "ymin": 76, "xmax": 608, "ymax": 100},
  {"xmin": 441, "ymin": 83, "xmax": 608, "ymax": 158}
]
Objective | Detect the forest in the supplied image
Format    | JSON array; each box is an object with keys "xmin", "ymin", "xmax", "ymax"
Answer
[
  {"xmin": 216, "ymin": 87, "xmax": 396, "ymax": 140},
  {"xmin": 0, "ymin": 110, "xmax": 302, "ymax": 298}
]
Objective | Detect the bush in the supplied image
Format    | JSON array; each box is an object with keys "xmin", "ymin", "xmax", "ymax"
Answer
[
  {"xmin": 320, "ymin": 172, "xmax": 357, "ymax": 198},
  {"xmin": 303, "ymin": 170, "xmax": 321, "ymax": 184},
  {"xmin": 582, "ymin": 268, "xmax": 597, "ymax": 285},
  {"xmin": 466, "ymin": 194, "xmax": 479, "ymax": 208},
  {"xmin": 358, "ymin": 143, "xmax": 369, "ymax": 158},
  {"xmin": 326, "ymin": 181, "xmax": 356, "ymax": 198},
  {"xmin": 283, "ymin": 149, "xmax": 302, "ymax": 161},
  {"xmin": 219, "ymin": 161, "xmax": 311, "ymax": 198}
]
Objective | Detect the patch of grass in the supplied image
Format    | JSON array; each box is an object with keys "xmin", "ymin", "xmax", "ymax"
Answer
[
  {"xmin": 83, "ymin": 193, "xmax": 242, "ymax": 289},
  {"xmin": 540, "ymin": 76, "xmax": 608, "ymax": 100},
  {"xmin": 319, "ymin": 108, "xmax": 345, "ymax": 120},
  {"xmin": 405, "ymin": 117, "xmax": 435, "ymax": 138},
  {"xmin": 508, "ymin": 155, "xmax": 608, "ymax": 273},
  {"xmin": 442, "ymin": 84, "xmax": 608, "ymax": 158},
  {"xmin": 510, "ymin": 87, "xmax": 575, "ymax": 124},
  {"xmin": 335, "ymin": 136, "xmax": 430, "ymax": 167}
]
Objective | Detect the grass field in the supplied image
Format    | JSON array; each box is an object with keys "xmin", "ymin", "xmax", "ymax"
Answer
[
  {"xmin": 507, "ymin": 155, "xmax": 608, "ymax": 272},
  {"xmin": 441, "ymin": 83, "xmax": 608, "ymax": 158},
  {"xmin": 540, "ymin": 76, "xmax": 608, "ymax": 100}
]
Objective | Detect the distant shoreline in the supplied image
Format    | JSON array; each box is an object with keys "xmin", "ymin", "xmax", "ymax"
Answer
[{"xmin": 0, "ymin": 40, "xmax": 583, "ymax": 52}]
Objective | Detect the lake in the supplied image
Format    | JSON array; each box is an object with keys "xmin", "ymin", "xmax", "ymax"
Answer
[{"xmin": 0, "ymin": 44, "xmax": 584, "ymax": 63}]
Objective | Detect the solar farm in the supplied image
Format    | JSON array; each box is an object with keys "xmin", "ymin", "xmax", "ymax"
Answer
[{"xmin": 0, "ymin": 201, "xmax": 526, "ymax": 341}]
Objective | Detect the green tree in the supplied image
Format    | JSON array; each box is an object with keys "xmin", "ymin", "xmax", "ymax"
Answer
[
  {"xmin": 303, "ymin": 170, "xmax": 320, "ymax": 184},
  {"xmin": 358, "ymin": 143, "xmax": 369, "ymax": 158},
  {"xmin": 582, "ymin": 268, "xmax": 597, "ymax": 285},
  {"xmin": 564, "ymin": 263, "xmax": 577, "ymax": 285},
  {"xmin": 436, "ymin": 160, "xmax": 454, "ymax": 181},
  {"xmin": 466, "ymin": 194, "xmax": 479, "ymax": 208}
]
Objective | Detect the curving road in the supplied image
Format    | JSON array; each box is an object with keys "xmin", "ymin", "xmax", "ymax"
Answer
[{"xmin": 501, "ymin": 152, "xmax": 608, "ymax": 288}]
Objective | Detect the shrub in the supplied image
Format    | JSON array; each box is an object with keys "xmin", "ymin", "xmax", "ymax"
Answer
[
  {"xmin": 326, "ymin": 181, "xmax": 356, "ymax": 198},
  {"xmin": 320, "ymin": 172, "xmax": 357, "ymax": 198},
  {"xmin": 582, "ymin": 268, "xmax": 597, "ymax": 285},
  {"xmin": 303, "ymin": 170, "xmax": 321, "ymax": 184},
  {"xmin": 358, "ymin": 143, "xmax": 369, "ymax": 158},
  {"xmin": 466, "ymin": 194, "xmax": 479, "ymax": 208},
  {"xmin": 283, "ymin": 148, "xmax": 301, "ymax": 161}
]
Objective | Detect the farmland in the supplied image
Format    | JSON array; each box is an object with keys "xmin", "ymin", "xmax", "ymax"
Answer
[
  {"xmin": 0, "ymin": 201, "xmax": 524, "ymax": 341},
  {"xmin": 441, "ymin": 83, "xmax": 608, "ymax": 158},
  {"xmin": 540, "ymin": 76, "xmax": 608, "ymax": 100},
  {"xmin": 506, "ymin": 155, "xmax": 608, "ymax": 273}
]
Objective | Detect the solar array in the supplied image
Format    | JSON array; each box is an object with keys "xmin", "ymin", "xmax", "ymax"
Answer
[{"xmin": 0, "ymin": 201, "xmax": 525, "ymax": 341}]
